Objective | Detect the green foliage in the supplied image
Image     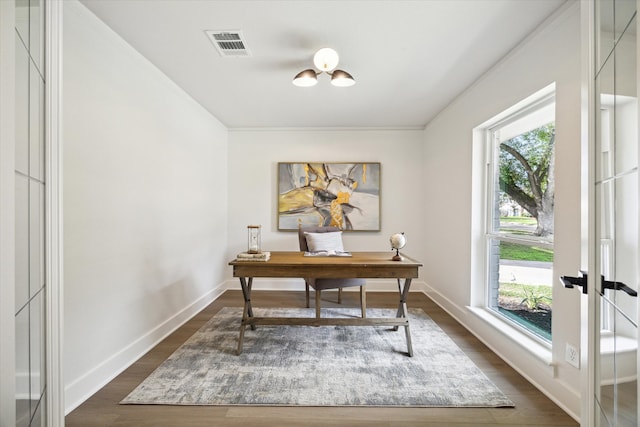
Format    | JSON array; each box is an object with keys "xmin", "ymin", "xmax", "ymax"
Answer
[
  {"xmin": 520, "ymin": 285, "xmax": 552, "ymax": 310},
  {"xmin": 500, "ymin": 124, "xmax": 555, "ymax": 194},
  {"xmin": 499, "ymin": 123, "xmax": 555, "ymax": 221},
  {"xmin": 499, "ymin": 283, "xmax": 553, "ymax": 310},
  {"xmin": 499, "ymin": 241, "xmax": 554, "ymax": 262}
]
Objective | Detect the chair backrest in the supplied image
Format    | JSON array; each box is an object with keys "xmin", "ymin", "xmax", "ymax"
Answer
[{"xmin": 298, "ymin": 226, "xmax": 340, "ymax": 252}]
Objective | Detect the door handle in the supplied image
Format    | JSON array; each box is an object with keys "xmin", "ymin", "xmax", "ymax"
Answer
[
  {"xmin": 560, "ymin": 271, "xmax": 588, "ymax": 294},
  {"xmin": 561, "ymin": 271, "xmax": 638, "ymax": 297},
  {"xmin": 601, "ymin": 279, "xmax": 638, "ymax": 297}
]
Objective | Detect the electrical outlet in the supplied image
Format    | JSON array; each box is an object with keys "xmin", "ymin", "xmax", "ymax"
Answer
[{"xmin": 566, "ymin": 343, "xmax": 580, "ymax": 368}]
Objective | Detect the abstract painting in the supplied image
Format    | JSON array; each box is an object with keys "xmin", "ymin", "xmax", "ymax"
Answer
[{"xmin": 278, "ymin": 162, "xmax": 380, "ymax": 231}]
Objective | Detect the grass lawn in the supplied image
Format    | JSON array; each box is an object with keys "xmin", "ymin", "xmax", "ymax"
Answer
[
  {"xmin": 500, "ymin": 241, "xmax": 553, "ymax": 262},
  {"xmin": 500, "ymin": 216, "xmax": 536, "ymax": 225}
]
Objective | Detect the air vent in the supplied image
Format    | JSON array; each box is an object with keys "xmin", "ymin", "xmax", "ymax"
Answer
[{"xmin": 205, "ymin": 30, "xmax": 251, "ymax": 57}]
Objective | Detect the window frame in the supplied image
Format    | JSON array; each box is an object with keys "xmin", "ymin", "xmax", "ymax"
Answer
[{"xmin": 479, "ymin": 91, "xmax": 556, "ymax": 346}]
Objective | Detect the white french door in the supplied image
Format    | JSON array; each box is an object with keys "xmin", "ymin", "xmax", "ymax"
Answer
[{"xmin": 587, "ymin": 0, "xmax": 639, "ymax": 425}]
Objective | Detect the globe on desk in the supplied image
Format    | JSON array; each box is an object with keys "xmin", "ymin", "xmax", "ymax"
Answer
[{"xmin": 390, "ymin": 232, "xmax": 406, "ymax": 261}]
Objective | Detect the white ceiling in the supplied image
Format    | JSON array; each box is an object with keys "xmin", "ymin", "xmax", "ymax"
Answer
[{"xmin": 79, "ymin": 0, "xmax": 567, "ymax": 129}]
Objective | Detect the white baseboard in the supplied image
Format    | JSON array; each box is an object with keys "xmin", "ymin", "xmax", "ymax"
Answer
[{"xmin": 64, "ymin": 282, "xmax": 227, "ymax": 414}]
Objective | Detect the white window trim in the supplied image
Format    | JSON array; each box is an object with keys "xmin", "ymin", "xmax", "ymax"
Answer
[{"xmin": 470, "ymin": 83, "xmax": 557, "ymax": 356}]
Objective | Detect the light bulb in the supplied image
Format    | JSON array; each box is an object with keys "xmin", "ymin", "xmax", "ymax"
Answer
[{"xmin": 313, "ymin": 48, "xmax": 339, "ymax": 72}]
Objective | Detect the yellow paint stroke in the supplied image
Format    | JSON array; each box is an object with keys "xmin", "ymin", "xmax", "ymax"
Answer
[
  {"xmin": 329, "ymin": 191, "xmax": 351, "ymax": 228},
  {"xmin": 363, "ymin": 164, "xmax": 367, "ymax": 183},
  {"xmin": 279, "ymin": 188, "xmax": 314, "ymax": 213},
  {"xmin": 304, "ymin": 164, "xmax": 309, "ymax": 186}
]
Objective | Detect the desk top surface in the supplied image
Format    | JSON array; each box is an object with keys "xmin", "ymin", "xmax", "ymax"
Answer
[{"xmin": 229, "ymin": 251, "xmax": 422, "ymax": 267}]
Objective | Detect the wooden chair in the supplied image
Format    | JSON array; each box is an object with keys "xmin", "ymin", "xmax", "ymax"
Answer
[{"xmin": 298, "ymin": 226, "xmax": 367, "ymax": 319}]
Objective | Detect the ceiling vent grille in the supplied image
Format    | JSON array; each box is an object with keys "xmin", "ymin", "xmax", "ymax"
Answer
[{"xmin": 205, "ymin": 30, "xmax": 251, "ymax": 57}]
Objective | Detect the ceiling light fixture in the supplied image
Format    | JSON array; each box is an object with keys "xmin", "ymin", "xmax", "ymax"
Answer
[{"xmin": 293, "ymin": 48, "xmax": 355, "ymax": 88}]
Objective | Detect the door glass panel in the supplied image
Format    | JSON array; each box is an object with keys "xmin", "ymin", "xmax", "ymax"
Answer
[
  {"xmin": 615, "ymin": 0, "xmax": 637, "ymax": 42},
  {"xmin": 15, "ymin": 0, "xmax": 29, "ymax": 48},
  {"xmin": 29, "ymin": 0, "xmax": 44, "ymax": 73},
  {"xmin": 611, "ymin": 172, "xmax": 638, "ymax": 324},
  {"xmin": 29, "ymin": 181, "xmax": 44, "ymax": 297},
  {"xmin": 596, "ymin": 0, "xmax": 614, "ymax": 72},
  {"xmin": 596, "ymin": 49, "xmax": 615, "ymax": 183},
  {"xmin": 29, "ymin": 61, "xmax": 45, "ymax": 181},
  {"xmin": 593, "ymin": 2, "xmax": 638, "ymax": 425},
  {"xmin": 30, "ymin": 291, "xmax": 45, "ymax": 415},
  {"xmin": 614, "ymin": 12, "xmax": 637, "ymax": 173},
  {"xmin": 15, "ymin": 37, "xmax": 29, "ymax": 175},
  {"xmin": 15, "ymin": 175, "xmax": 29, "ymax": 312},
  {"xmin": 598, "ymin": 304, "xmax": 638, "ymax": 427},
  {"xmin": 15, "ymin": 306, "xmax": 29, "ymax": 427}
]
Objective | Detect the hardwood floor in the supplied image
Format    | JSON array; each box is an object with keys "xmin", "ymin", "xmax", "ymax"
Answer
[{"xmin": 65, "ymin": 290, "xmax": 579, "ymax": 426}]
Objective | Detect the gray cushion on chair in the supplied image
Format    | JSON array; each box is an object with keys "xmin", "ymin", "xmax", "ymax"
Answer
[{"xmin": 298, "ymin": 226, "xmax": 366, "ymax": 291}]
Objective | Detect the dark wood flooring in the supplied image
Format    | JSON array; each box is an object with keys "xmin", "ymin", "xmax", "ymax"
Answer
[{"xmin": 65, "ymin": 290, "xmax": 579, "ymax": 426}]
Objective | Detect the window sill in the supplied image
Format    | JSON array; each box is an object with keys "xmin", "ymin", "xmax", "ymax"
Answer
[{"xmin": 467, "ymin": 306, "xmax": 553, "ymax": 367}]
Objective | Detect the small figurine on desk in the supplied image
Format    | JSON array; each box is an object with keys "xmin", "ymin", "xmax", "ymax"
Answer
[{"xmin": 390, "ymin": 232, "xmax": 406, "ymax": 261}]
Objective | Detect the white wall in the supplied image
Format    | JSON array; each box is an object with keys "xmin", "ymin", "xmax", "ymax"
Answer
[
  {"xmin": 62, "ymin": 0, "xmax": 229, "ymax": 412},
  {"xmin": 422, "ymin": 2, "xmax": 582, "ymax": 419},
  {"xmin": 226, "ymin": 129, "xmax": 425, "ymax": 289}
]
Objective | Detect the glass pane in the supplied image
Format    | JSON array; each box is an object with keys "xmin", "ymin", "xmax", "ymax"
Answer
[
  {"xmin": 598, "ymin": 302, "xmax": 638, "ymax": 427},
  {"xmin": 615, "ymin": 0, "xmax": 637, "ymax": 41},
  {"xmin": 597, "ymin": 0, "xmax": 615, "ymax": 73},
  {"xmin": 596, "ymin": 48, "xmax": 616, "ymax": 183},
  {"xmin": 30, "ymin": 291, "xmax": 45, "ymax": 410},
  {"xmin": 29, "ymin": 0, "xmax": 44, "ymax": 73},
  {"xmin": 497, "ymin": 122, "xmax": 556, "ymax": 239},
  {"xmin": 29, "ymin": 181, "xmax": 44, "ymax": 297},
  {"xmin": 598, "ymin": 180, "xmax": 615, "ymax": 256},
  {"xmin": 15, "ymin": 306, "xmax": 30, "ymax": 427},
  {"xmin": 30, "ymin": 61, "xmax": 45, "ymax": 181},
  {"xmin": 15, "ymin": 36, "xmax": 29, "ymax": 175},
  {"xmin": 597, "ymin": 174, "xmax": 637, "ymax": 327},
  {"xmin": 15, "ymin": 175, "xmax": 29, "ymax": 312},
  {"xmin": 612, "ymin": 171, "xmax": 638, "ymax": 323},
  {"xmin": 15, "ymin": 0, "xmax": 29, "ymax": 49},
  {"xmin": 31, "ymin": 390, "xmax": 45, "ymax": 427},
  {"xmin": 596, "ymin": 0, "xmax": 635, "ymax": 73},
  {"xmin": 489, "ymin": 239, "xmax": 553, "ymax": 341},
  {"xmin": 614, "ymin": 14, "xmax": 637, "ymax": 175}
]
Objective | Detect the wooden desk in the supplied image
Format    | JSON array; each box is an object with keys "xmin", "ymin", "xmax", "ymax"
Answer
[{"xmin": 229, "ymin": 251, "xmax": 422, "ymax": 356}]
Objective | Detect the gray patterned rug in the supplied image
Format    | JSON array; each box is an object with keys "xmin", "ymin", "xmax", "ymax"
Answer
[{"xmin": 121, "ymin": 307, "xmax": 514, "ymax": 407}]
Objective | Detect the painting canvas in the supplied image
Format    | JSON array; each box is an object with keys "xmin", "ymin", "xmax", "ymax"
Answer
[{"xmin": 278, "ymin": 162, "xmax": 380, "ymax": 231}]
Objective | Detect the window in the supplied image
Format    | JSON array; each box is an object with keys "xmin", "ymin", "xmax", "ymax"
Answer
[{"xmin": 480, "ymin": 90, "xmax": 555, "ymax": 343}]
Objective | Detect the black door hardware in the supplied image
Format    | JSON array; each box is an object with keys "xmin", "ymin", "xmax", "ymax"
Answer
[
  {"xmin": 561, "ymin": 271, "xmax": 637, "ymax": 297},
  {"xmin": 601, "ymin": 279, "xmax": 638, "ymax": 297},
  {"xmin": 560, "ymin": 271, "xmax": 588, "ymax": 294}
]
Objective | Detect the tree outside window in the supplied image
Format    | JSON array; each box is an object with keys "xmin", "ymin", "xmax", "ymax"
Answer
[{"xmin": 486, "ymin": 100, "xmax": 555, "ymax": 343}]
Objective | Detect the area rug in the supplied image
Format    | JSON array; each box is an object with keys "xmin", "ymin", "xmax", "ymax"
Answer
[{"xmin": 121, "ymin": 307, "xmax": 514, "ymax": 407}]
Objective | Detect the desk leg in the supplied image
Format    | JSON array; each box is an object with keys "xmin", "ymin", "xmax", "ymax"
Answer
[
  {"xmin": 393, "ymin": 278, "xmax": 413, "ymax": 357},
  {"xmin": 237, "ymin": 276, "xmax": 254, "ymax": 355}
]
